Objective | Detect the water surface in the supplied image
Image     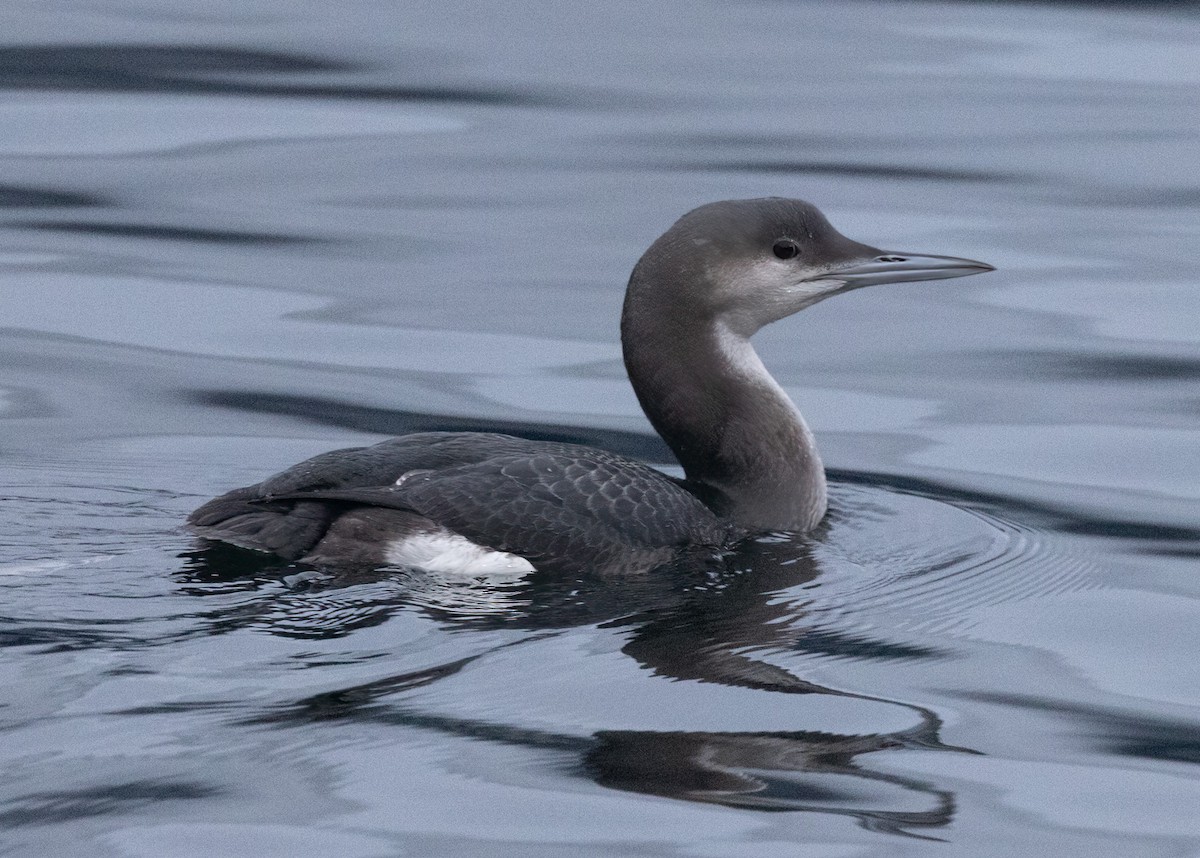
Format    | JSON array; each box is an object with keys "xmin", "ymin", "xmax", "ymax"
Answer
[{"xmin": 3, "ymin": 1, "xmax": 1200, "ymax": 855}]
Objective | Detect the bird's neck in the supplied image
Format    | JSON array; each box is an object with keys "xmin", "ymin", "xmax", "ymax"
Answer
[{"xmin": 621, "ymin": 291, "xmax": 827, "ymax": 533}]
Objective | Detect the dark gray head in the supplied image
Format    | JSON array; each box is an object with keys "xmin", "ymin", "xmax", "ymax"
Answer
[{"xmin": 627, "ymin": 197, "xmax": 994, "ymax": 337}]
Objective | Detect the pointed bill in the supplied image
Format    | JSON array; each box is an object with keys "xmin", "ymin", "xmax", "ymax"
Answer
[{"xmin": 818, "ymin": 252, "xmax": 995, "ymax": 288}]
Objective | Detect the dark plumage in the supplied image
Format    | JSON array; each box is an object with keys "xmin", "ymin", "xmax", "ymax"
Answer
[
  {"xmin": 190, "ymin": 198, "xmax": 993, "ymax": 573},
  {"xmin": 191, "ymin": 433, "xmax": 732, "ymax": 572}
]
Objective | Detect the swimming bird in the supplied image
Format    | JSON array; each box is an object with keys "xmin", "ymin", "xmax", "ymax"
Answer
[{"xmin": 189, "ymin": 198, "xmax": 993, "ymax": 574}]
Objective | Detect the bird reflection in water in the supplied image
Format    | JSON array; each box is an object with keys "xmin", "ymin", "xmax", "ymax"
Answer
[{"xmin": 180, "ymin": 529, "xmax": 973, "ymax": 838}]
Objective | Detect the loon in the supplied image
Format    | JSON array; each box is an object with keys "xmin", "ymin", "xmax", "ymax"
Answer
[{"xmin": 189, "ymin": 198, "xmax": 993, "ymax": 574}]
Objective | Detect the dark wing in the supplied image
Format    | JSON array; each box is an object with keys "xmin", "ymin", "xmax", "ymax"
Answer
[
  {"xmin": 188, "ymin": 432, "xmax": 535, "ymax": 558},
  {"xmin": 392, "ymin": 448, "xmax": 730, "ymax": 560},
  {"xmin": 188, "ymin": 432, "xmax": 732, "ymax": 565},
  {"xmin": 256, "ymin": 432, "xmax": 541, "ymax": 494}
]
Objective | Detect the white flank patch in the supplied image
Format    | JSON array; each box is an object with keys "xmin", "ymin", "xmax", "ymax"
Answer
[{"xmin": 384, "ymin": 530, "xmax": 535, "ymax": 579}]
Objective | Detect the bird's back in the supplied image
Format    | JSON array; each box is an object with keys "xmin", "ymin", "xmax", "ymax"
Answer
[{"xmin": 188, "ymin": 432, "xmax": 736, "ymax": 574}]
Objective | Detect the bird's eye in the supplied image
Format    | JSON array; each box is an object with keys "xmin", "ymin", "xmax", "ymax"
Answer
[{"xmin": 772, "ymin": 239, "xmax": 800, "ymax": 260}]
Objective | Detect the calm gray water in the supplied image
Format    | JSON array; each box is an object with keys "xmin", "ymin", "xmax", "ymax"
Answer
[{"xmin": 2, "ymin": 1, "xmax": 1200, "ymax": 855}]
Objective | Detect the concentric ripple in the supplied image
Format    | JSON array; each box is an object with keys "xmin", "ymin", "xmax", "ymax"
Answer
[{"xmin": 800, "ymin": 479, "xmax": 1102, "ymax": 639}]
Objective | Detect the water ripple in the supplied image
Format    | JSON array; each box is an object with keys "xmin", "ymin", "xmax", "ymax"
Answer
[{"xmin": 0, "ymin": 44, "xmax": 554, "ymax": 106}]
